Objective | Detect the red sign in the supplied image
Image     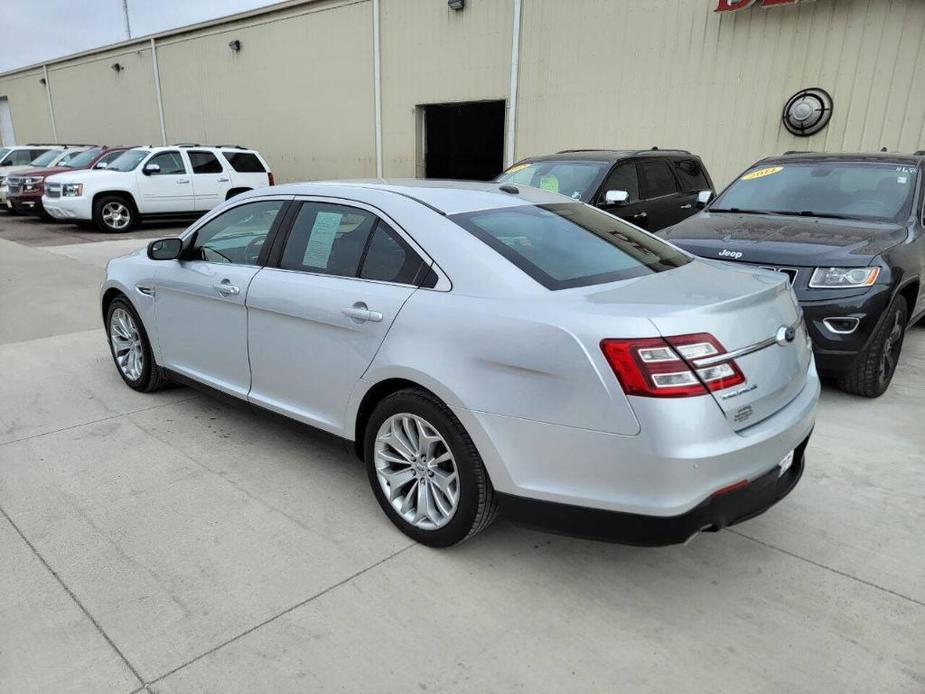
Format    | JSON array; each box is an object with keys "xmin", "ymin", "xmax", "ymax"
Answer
[{"xmin": 715, "ymin": 0, "xmax": 812, "ymax": 11}]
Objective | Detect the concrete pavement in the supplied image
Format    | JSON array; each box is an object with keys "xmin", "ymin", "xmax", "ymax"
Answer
[{"xmin": 1, "ymin": 213, "xmax": 923, "ymax": 693}]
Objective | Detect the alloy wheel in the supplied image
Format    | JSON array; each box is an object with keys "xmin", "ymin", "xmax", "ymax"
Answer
[
  {"xmin": 374, "ymin": 413, "xmax": 460, "ymax": 530},
  {"xmin": 109, "ymin": 308, "xmax": 144, "ymax": 381},
  {"xmin": 879, "ymin": 310, "xmax": 904, "ymax": 383},
  {"xmin": 102, "ymin": 201, "xmax": 131, "ymax": 230}
]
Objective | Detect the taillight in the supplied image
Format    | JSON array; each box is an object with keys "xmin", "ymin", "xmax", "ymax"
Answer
[
  {"xmin": 267, "ymin": 172, "xmax": 275, "ymax": 186},
  {"xmin": 600, "ymin": 333, "xmax": 745, "ymax": 398}
]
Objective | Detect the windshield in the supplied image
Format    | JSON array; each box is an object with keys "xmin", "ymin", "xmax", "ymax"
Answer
[
  {"xmin": 451, "ymin": 203, "xmax": 689, "ymax": 290},
  {"xmin": 712, "ymin": 162, "xmax": 918, "ymax": 223},
  {"xmin": 0, "ymin": 148, "xmax": 9, "ymax": 163},
  {"xmin": 107, "ymin": 149, "xmax": 149, "ymax": 172},
  {"xmin": 30, "ymin": 149, "xmax": 64, "ymax": 167},
  {"xmin": 61, "ymin": 147, "xmax": 103, "ymax": 169},
  {"xmin": 495, "ymin": 160, "xmax": 610, "ymax": 202}
]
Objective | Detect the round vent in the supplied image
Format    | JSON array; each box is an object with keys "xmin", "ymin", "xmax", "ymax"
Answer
[{"xmin": 782, "ymin": 88, "xmax": 833, "ymax": 137}]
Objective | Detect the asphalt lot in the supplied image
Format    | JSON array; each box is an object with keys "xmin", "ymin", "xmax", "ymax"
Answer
[{"xmin": 1, "ymin": 211, "xmax": 923, "ymax": 693}]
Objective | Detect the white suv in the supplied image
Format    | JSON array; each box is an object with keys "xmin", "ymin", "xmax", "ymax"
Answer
[
  {"xmin": 43, "ymin": 144, "xmax": 274, "ymax": 232},
  {"xmin": 1, "ymin": 145, "xmax": 87, "ymax": 208}
]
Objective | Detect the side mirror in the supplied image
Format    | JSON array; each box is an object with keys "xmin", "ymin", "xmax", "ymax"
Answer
[
  {"xmin": 143, "ymin": 163, "xmax": 160, "ymax": 175},
  {"xmin": 147, "ymin": 237, "xmax": 183, "ymax": 260},
  {"xmin": 94, "ymin": 162, "xmax": 109, "ymax": 169},
  {"xmin": 696, "ymin": 190, "xmax": 713, "ymax": 208},
  {"xmin": 603, "ymin": 190, "xmax": 630, "ymax": 206}
]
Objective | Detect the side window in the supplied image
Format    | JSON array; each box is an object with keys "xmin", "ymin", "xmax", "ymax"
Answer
[
  {"xmin": 222, "ymin": 151, "xmax": 266, "ymax": 173},
  {"xmin": 190, "ymin": 200, "xmax": 284, "ymax": 265},
  {"xmin": 601, "ymin": 163, "xmax": 640, "ymax": 203},
  {"xmin": 8, "ymin": 149, "xmax": 38, "ymax": 165},
  {"xmin": 146, "ymin": 151, "xmax": 186, "ymax": 175},
  {"xmin": 189, "ymin": 150, "xmax": 223, "ymax": 174},
  {"xmin": 639, "ymin": 160, "xmax": 679, "ymax": 199},
  {"xmin": 280, "ymin": 202, "xmax": 377, "ymax": 277},
  {"xmin": 673, "ymin": 159, "xmax": 709, "ymax": 193},
  {"xmin": 361, "ymin": 224, "xmax": 426, "ymax": 284}
]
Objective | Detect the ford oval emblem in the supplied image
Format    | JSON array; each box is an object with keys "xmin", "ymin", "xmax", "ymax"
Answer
[{"xmin": 776, "ymin": 326, "xmax": 796, "ymax": 346}]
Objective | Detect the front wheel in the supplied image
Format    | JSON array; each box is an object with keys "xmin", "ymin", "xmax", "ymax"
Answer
[
  {"xmin": 837, "ymin": 295, "xmax": 908, "ymax": 397},
  {"xmin": 106, "ymin": 297, "xmax": 167, "ymax": 392},
  {"xmin": 364, "ymin": 389, "xmax": 498, "ymax": 547},
  {"xmin": 94, "ymin": 195, "xmax": 136, "ymax": 233}
]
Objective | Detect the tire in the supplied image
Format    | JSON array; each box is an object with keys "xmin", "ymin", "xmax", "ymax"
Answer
[
  {"xmin": 364, "ymin": 388, "xmax": 498, "ymax": 547},
  {"xmin": 93, "ymin": 194, "xmax": 137, "ymax": 233},
  {"xmin": 106, "ymin": 297, "xmax": 168, "ymax": 392},
  {"xmin": 836, "ymin": 295, "xmax": 908, "ymax": 397}
]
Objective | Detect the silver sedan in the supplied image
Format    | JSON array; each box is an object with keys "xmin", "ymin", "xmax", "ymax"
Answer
[{"xmin": 101, "ymin": 181, "xmax": 819, "ymax": 546}]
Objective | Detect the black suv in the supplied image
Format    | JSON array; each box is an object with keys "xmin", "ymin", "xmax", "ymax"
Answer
[
  {"xmin": 495, "ymin": 149, "xmax": 715, "ymax": 231},
  {"xmin": 661, "ymin": 152, "xmax": 925, "ymax": 397}
]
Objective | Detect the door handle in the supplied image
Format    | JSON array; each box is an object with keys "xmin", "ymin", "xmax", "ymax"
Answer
[
  {"xmin": 217, "ymin": 177, "xmax": 230, "ymax": 183},
  {"xmin": 632, "ymin": 211, "xmax": 648, "ymax": 218},
  {"xmin": 343, "ymin": 303, "xmax": 383, "ymax": 323},
  {"xmin": 213, "ymin": 281, "xmax": 240, "ymax": 297},
  {"xmin": 680, "ymin": 203, "xmax": 692, "ymax": 209},
  {"xmin": 177, "ymin": 179, "xmax": 190, "ymax": 184}
]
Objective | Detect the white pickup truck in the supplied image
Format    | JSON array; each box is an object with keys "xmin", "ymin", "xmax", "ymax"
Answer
[{"xmin": 43, "ymin": 144, "xmax": 274, "ymax": 232}]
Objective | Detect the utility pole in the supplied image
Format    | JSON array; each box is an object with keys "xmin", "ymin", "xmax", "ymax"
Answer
[{"xmin": 121, "ymin": 0, "xmax": 132, "ymax": 39}]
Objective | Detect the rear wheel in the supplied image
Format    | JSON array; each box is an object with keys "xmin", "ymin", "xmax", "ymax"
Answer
[
  {"xmin": 93, "ymin": 195, "xmax": 136, "ymax": 233},
  {"xmin": 106, "ymin": 297, "xmax": 167, "ymax": 392},
  {"xmin": 364, "ymin": 389, "xmax": 498, "ymax": 547},
  {"xmin": 837, "ymin": 295, "xmax": 907, "ymax": 397}
]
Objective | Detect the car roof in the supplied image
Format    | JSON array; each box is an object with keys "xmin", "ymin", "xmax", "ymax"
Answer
[
  {"xmin": 762, "ymin": 151, "xmax": 925, "ymax": 166},
  {"xmin": 259, "ymin": 179, "xmax": 573, "ymax": 215},
  {"xmin": 512, "ymin": 149, "xmax": 697, "ymax": 164}
]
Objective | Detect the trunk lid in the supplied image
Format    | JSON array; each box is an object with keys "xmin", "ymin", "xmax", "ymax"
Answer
[{"xmin": 577, "ymin": 259, "xmax": 812, "ymax": 430}]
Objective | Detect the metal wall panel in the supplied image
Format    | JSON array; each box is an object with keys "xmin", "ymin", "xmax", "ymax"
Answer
[
  {"xmin": 516, "ymin": 0, "xmax": 925, "ymax": 185},
  {"xmin": 155, "ymin": 0, "xmax": 375, "ymax": 182},
  {"xmin": 0, "ymin": 70, "xmax": 53, "ymax": 145},
  {"xmin": 46, "ymin": 46, "xmax": 161, "ymax": 146},
  {"xmin": 379, "ymin": 0, "xmax": 514, "ymax": 177}
]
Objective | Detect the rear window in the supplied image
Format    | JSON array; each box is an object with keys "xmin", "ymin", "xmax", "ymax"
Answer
[
  {"xmin": 451, "ymin": 203, "xmax": 690, "ymax": 290},
  {"xmin": 222, "ymin": 151, "xmax": 266, "ymax": 173}
]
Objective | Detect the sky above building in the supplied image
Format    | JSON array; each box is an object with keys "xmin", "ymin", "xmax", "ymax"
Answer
[{"xmin": 0, "ymin": 0, "xmax": 281, "ymax": 72}]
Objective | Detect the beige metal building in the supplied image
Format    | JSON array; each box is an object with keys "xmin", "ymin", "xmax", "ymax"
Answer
[{"xmin": 1, "ymin": 0, "xmax": 925, "ymax": 186}]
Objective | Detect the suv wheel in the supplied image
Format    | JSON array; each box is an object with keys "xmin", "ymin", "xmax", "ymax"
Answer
[
  {"xmin": 106, "ymin": 297, "xmax": 167, "ymax": 392},
  {"xmin": 837, "ymin": 295, "xmax": 907, "ymax": 397},
  {"xmin": 94, "ymin": 195, "xmax": 136, "ymax": 233},
  {"xmin": 364, "ymin": 389, "xmax": 498, "ymax": 547}
]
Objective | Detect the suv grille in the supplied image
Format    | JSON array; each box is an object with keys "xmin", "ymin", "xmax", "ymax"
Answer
[
  {"xmin": 45, "ymin": 182, "xmax": 61, "ymax": 198},
  {"xmin": 6, "ymin": 177, "xmax": 22, "ymax": 195},
  {"xmin": 754, "ymin": 264, "xmax": 799, "ymax": 285}
]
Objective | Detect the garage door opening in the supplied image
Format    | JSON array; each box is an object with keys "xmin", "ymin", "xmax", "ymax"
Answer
[{"xmin": 421, "ymin": 100, "xmax": 505, "ymax": 181}]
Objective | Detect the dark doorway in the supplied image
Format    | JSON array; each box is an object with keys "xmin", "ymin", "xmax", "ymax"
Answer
[{"xmin": 423, "ymin": 100, "xmax": 505, "ymax": 180}]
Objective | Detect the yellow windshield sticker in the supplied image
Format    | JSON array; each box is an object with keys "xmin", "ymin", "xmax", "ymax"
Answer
[
  {"xmin": 538, "ymin": 175, "xmax": 559, "ymax": 192},
  {"xmin": 741, "ymin": 166, "xmax": 783, "ymax": 181},
  {"xmin": 504, "ymin": 163, "xmax": 530, "ymax": 175}
]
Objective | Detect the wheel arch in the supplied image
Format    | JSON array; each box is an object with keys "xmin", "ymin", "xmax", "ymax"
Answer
[
  {"xmin": 352, "ymin": 377, "xmax": 441, "ymax": 461},
  {"xmin": 897, "ymin": 279, "xmax": 920, "ymax": 318},
  {"xmin": 93, "ymin": 189, "xmax": 139, "ymax": 213},
  {"xmin": 226, "ymin": 187, "xmax": 252, "ymax": 200}
]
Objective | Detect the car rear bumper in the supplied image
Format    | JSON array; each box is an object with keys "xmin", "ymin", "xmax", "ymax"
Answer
[
  {"xmin": 498, "ymin": 433, "xmax": 808, "ymax": 546},
  {"xmin": 42, "ymin": 194, "xmax": 92, "ymax": 221}
]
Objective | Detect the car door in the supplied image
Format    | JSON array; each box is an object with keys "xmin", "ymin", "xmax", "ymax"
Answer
[
  {"xmin": 153, "ymin": 198, "xmax": 288, "ymax": 397},
  {"xmin": 136, "ymin": 150, "xmax": 195, "ymax": 213},
  {"xmin": 595, "ymin": 160, "xmax": 650, "ymax": 229},
  {"xmin": 670, "ymin": 157, "xmax": 713, "ymax": 223},
  {"xmin": 246, "ymin": 199, "xmax": 428, "ymax": 435},
  {"xmin": 636, "ymin": 158, "xmax": 684, "ymax": 231},
  {"xmin": 188, "ymin": 149, "xmax": 233, "ymax": 211}
]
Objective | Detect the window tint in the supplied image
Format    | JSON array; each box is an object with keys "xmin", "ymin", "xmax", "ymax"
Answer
[
  {"xmin": 30, "ymin": 149, "xmax": 64, "ymax": 166},
  {"xmin": 601, "ymin": 163, "xmax": 640, "ymax": 202},
  {"xmin": 95, "ymin": 150, "xmax": 125, "ymax": 168},
  {"xmin": 4, "ymin": 149, "xmax": 44, "ymax": 166},
  {"xmin": 189, "ymin": 150, "xmax": 223, "ymax": 174},
  {"xmin": 191, "ymin": 200, "xmax": 283, "ymax": 265},
  {"xmin": 147, "ymin": 151, "xmax": 186, "ymax": 175},
  {"xmin": 107, "ymin": 149, "xmax": 148, "ymax": 172},
  {"xmin": 496, "ymin": 160, "xmax": 610, "ymax": 201},
  {"xmin": 62, "ymin": 147, "xmax": 103, "ymax": 169},
  {"xmin": 222, "ymin": 151, "xmax": 266, "ymax": 173},
  {"xmin": 639, "ymin": 160, "xmax": 678, "ymax": 198},
  {"xmin": 361, "ymin": 224, "xmax": 425, "ymax": 284},
  {"xmin": 451, "ymin": 203, "xmax": 689, "ymax": 290},
  {"xmin": 280, "ymin": 202, "xmax": 377, "ymax": 277},
  {"xmin": 673, "ymin": 159, "xmax": 709, "ymax": 193}
]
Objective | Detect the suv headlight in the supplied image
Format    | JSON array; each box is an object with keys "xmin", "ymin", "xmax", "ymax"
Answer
[
  {"xmin": 809, "ymin": 266, "xmax": 880, "ymax": 289},
  {"xmin": 62, "ymin": 183, "xmax": 84, "ymax": 197}
]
